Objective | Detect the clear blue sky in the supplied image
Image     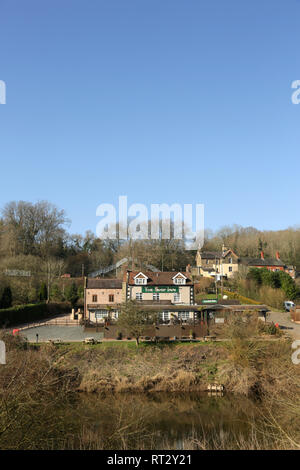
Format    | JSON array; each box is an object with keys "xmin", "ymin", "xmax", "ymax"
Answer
[{"xmin": 0, "ymin": 0, "xmax": 299, "ymax": 235}]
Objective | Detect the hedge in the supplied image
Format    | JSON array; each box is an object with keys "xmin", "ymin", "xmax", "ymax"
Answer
[
  {"xmin": 0, "ymin": 302, "xmax": 71, "ymax": 327},
  {"xmin": 223, "ymin": 290, "xmax": 259, "ymax": 305}
]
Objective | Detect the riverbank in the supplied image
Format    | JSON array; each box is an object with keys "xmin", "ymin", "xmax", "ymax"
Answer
[{"xmin": 1, "ymin": 322, "xmax": 299, "ymax": 449}]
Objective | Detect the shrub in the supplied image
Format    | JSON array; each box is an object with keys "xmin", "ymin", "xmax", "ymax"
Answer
[{"xmin": 0, "ymin": 302, "xmax": 71, "ymax": 327}]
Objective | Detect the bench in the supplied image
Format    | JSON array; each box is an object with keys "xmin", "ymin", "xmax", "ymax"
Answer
[{"xmin": 84, "ymin": 337, "xmax": 97, "ymax": 344}]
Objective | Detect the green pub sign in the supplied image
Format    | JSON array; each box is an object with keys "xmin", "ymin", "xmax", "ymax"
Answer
[
  {"xmin": 142, "ymin": 286, "xmax": 179, "ymax": 293},
  {"xmin": 201, "ymin": 298, "xmax": 218, "ymax": 304}
]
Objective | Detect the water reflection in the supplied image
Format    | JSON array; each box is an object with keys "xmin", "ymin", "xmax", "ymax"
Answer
[{"xmin": 68, "ymin": 392, "xmax": 259, "ymax": 450}]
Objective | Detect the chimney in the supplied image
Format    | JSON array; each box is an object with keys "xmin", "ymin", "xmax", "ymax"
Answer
[
  {"xmin": 260, "ymin": 251, "xmax": 264, "ymax": 260},
  {"xmin": 186, "ymin": 264, "xmax": 191, "ymax": 273},
  {"xmin": 276, "ymin": 251, "xmax": 280, "ymax": 260}
]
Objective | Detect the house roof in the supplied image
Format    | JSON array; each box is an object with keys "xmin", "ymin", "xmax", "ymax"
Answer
[
  {"xmin": 199, "ymin": 249, "xmax": 239, "ymax": 260},
  {"xmin": 86, "ymin": 278, "xmax": 123, "ymax": 289},
  {"xmin": 199, "ymin": 251, "xmax": 222, "ymax": 260},
  {"xmin": 241, "ymin": 257, "xmax": 285, "ymax": 267},
  {"xmin": 126, "ymin": 271, "xmax": 193, "ymax": 285},
  {"xmin": 133, "ymin": 272, "xmax": 148, "ymax": 279}
]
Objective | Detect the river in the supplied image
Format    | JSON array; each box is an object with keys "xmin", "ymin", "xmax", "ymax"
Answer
[{"xmin": 55, "ymin": 392, "xmax": 262, "ymax": 450}]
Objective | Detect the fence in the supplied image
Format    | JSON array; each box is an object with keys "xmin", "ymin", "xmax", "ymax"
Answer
[{"xmin": 84, "ymin": 322, "xmax": 208, "ymax": 340}]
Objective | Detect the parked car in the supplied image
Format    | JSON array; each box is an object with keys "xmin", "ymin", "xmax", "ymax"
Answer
[{"xmin": 284, "ymin": 301, "xmax": 295, "ymax": 312}]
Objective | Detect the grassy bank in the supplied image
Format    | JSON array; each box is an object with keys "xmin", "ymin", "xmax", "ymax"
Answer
[{"xmin": 0, "ymin": 315, "xmax": 299, "ymax": 449}]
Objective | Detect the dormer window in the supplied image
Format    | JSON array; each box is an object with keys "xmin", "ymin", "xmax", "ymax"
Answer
[
  {"xmin": 172, "ymin": 272, "xmax": 187, "ymax": 285},
  {"xmin": 133, "ymin": 272, "xmax": 148, "ymax": 285},
  {"xmin": 174, "ymin": 278, "xmax": 185, "ymax": 285}
]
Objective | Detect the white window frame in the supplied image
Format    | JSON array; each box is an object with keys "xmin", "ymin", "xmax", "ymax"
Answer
[
  {"xmin": 94, "ymin": 310, "xmax": 108, "ymax": 320},
  {"xmin": 172, "ymin": 272, "xmax": 187, "ymax": 285},
  {"xmin": 133, "ymin": 272, "xmax": 148, "ymax": 285},
  {"xmin": 153, "ymin": 292, "xmax": 160, "ymax": 301},
  {"xmin": 178, "ymin": 311, "xmax": 190, "ymax": 320},
  {"xmin": 173, "ymin": 292, "xmax": 181, "ymax": 303},
  {"xmin": 136, "ymin": 292, "xmax": 143, "ymax": 301},
  {"xmin": 159, "ymin": 311, "xmax": 170, "ymax": 322},
  {"xmin": 174, "ymin": 277, "xmax": 185, "ymax": 285},
  {"xmin": 114, "ymin": 310, "xmax": 119, "ymax": 319}
]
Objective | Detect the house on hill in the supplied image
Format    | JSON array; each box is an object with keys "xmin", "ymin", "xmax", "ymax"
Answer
[
  {"xmin": 241, "ymin": 251, "xmax": 295, "ymax": 277},
  {"xmin": 193, "ymin": 245, "xmax": 240, "ymax": 279}
]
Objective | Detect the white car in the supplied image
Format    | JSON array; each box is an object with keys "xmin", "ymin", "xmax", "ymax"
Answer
[{"xmin": 284, "ymin": 301, "xmax": 295, "ymax": 312}]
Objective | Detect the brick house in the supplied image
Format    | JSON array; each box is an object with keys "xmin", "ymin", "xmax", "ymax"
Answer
[
  {"xmin": 84, "ymin": 278, "xmax": 123, "ymax": 323},
  {"xmin": 242, "ymin": 251, "xmax": 286, "ymax": 273}
]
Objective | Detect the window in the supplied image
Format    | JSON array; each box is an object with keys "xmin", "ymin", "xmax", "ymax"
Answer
[
  {"xmin": 94, "ymin": 310, "xmax": 108, "ymax": 319},
  {"xmin": 153, "ymin": 293, "xmax": 160, "ymax": 301},
  {"xmin": 136, "ymin": 292, "xmax": 143, "ymax": 301},
  {"xmin": 159, "ymin": 311, "xmax": 170, "ymax": 322},
  {"xmin": 178, "ymin": 311, "xmax": 190, "ymax": 320},
  {"xmin": 174, "ymin": 278, "xmax": 185, "ymax": 285},
  {"xmin": 135, "ymin": 277, "xmax": 146, "ymax": 285},
  {"xmin": 228, "ymin": 257, "xmax": 232, "ymax": 264},
  {"xmin": 228, "ymin": 266, "xmax": 232, "ymax": 272},
  {"xmin": 109, "ymin": 294, "xmax": 114, "ymax": 302},
  {"xmin": 173, "ymin": 293, "xmax": 181, "ymax": 303},
  {"xmin": 92, "ymin": 295, "xmax": 97, "ymax": 302}
]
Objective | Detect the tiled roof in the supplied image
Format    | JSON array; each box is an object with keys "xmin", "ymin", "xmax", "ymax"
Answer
[
  {"xmin": 199, "ymin": 250, "xmax": 239, "ymax": 260},
  {"xmin": 199, "ymin": 251, "xmax": 222, "ymax": 259},
  {"xmin": 86, "ymin": 278, "xmax": 123, "ymax": 289},
  {"xmin": 127, "ymin": 271, "xmax": 192, "ymax": 285},
  {"xmin": 242, "ymin": 258, "xmax": 285, "ymax": 267}
]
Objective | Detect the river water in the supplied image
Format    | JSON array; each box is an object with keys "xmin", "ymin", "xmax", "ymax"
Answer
[{"xmin": 60, "ymin": 392, "xmax": 261, "ymax": 450}]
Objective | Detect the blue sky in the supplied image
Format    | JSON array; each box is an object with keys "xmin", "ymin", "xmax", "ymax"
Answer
[{"xmin": 0, "ymin": 0, "xmax": 299, "ymax": 235}]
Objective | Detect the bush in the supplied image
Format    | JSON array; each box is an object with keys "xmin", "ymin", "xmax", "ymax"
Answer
[
  {"xmin": 247, "ymin": 268, "xmax": 299, "ymax": 301},
  {"xmin": 194, "ymin": 278, "xmax": 215, "ymax": 295},
  {"xmin": 0, "ymin": 302, "xmax": 71, "ymax": 327},
  {"xmin": 223, "ymin": 289, "xmax": 258, "ymax": 305},
  {"xmin": 258, "ymin": 321, "xmax": 282, "ymax": 336}
]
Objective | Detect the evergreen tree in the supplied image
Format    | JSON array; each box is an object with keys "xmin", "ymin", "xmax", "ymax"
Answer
[
  {"xmin": 65, "ymin": 282, "xmax": 79, "ymax": 307},
  {"xmin": 278, "ymin": 271, "xmax": 298, "ymax": 300},
  {"xmin": 39, "ymin": 282, "xmax": 48, "ymax": 301},
  {"xmin": 247, "ymin": 268, "xmax": 262, "ymax": 285},
  {"xmin": 77, "ymin": 285, "xmax": 84, "ymax": 299},
  {"xmin": 0, "ymin": 286, "xmax": 12, "ymax": 309},
  {"xmin": 51, "ymin": 283, "xmax": 63, "ymax": 301}
]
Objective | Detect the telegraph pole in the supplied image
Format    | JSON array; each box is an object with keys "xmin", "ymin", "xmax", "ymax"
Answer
[{"xmin": 221, "ymin": 256, "xmax": 224, "ymax": 299}]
